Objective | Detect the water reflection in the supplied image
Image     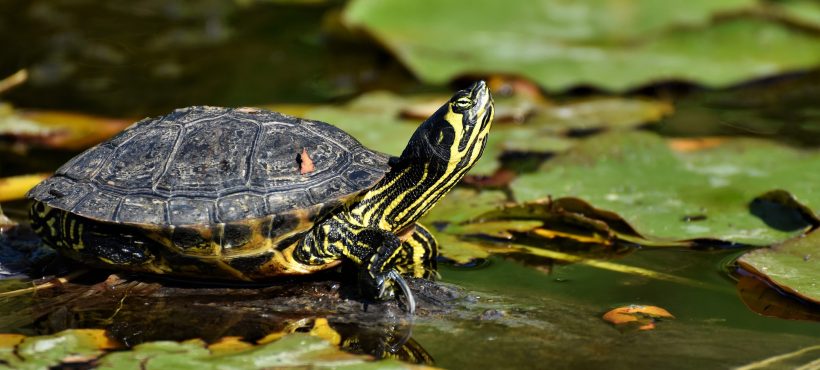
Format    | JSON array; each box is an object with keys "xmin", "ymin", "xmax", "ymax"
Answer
[{"xmin": 20, "ymin": 276, "xmax": 434, "ymax": 364}]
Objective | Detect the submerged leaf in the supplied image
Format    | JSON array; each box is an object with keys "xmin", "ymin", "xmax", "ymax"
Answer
[
  {"xmin": 344, "ymin": 0, "xmax": 820, "ymax": 90},
  {"xmin": 736, "ymin": 229, "xmax": 820, "ymax": 305},
  {"xmin": 735, "ymin": 274, "xmax": 820, "ymax": 321}
]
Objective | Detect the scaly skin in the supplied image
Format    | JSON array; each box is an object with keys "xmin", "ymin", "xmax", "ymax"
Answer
[{"xmin": 296, "ymin": 81, "xmax": 494, "ymax": 300}]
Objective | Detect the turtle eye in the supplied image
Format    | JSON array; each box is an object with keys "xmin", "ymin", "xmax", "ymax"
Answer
[{"xmin": 454, "ymin": 97, "xmax": 473, "ymax": 110}]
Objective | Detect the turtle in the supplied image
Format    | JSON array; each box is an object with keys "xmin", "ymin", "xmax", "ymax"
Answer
[{"xmin": 27, "ymin": 81, "xmax": 494, "ymax": 310}]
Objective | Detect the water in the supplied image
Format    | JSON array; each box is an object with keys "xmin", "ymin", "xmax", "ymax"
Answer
[{"xmin": 1, "ymin": 1, "xmax": 818, "ymax": 369}]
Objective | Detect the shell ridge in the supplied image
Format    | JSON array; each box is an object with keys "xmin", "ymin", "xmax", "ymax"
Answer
[
  {"xmin": 151, "ymin": 123, "xmax": 185, "ymax": 195},
  {"xmin": 242, "ymin": 115, "xmax": 264, "ymax": 197},
  {"xmin": 68, "ymin": 184, "xmax": 98, "ymax": 213},
  {"xmin": 88, "ymin": 143, "xmax": 117, "ymax": 180},
  {"xmin": 111, "ymin": 192, "xmax": 126, "ymax": 223}
]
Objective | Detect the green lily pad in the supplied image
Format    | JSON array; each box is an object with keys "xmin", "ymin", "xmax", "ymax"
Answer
[
  {"xmin": 97, "ymin": 333, "xmax": 428, "ymax": 370},
  {"xmin": 294, "ymin": 92, "xmax": 670, "ymax": 175},
  {"xmin": 344, "ymin": 0, "xmax": 820, "ymax": 91},
  {"xmin": 298, "ymin": 91, "xmax": 421, "ymax": 157},
  {"xmin": 511, "ymin": 132, "xmax": 820, "ymax": 244},
  {"xmin": 529, "ymin": 97, "xmax": 674, "ymax": 133},
  {"xmin": 771, "ymin": 0, "xmax": 820, "ymax": 30},
  {"xmin": 421, "ymin": 188, "xmax": 509, "ymax": 226},
  {"xmin": 0, "ymin": 329, "xmax": 119, "ymax": 369},
  {"xmin": 419, "ymin": 188, "xmax": 509, "ymax": 264},
  {"xmin": 737, "ymin": 229, "xmax": 820, "ymax": 305},
  {"xmin": 0, "ymin": 330, "xmax": 429, "ymax": 370}
]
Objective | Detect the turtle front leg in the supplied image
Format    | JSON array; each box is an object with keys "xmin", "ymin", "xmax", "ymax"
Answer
[
  {"xmin": 296, "ymin": 220, "xmax": 438, "ymax": 306},
  {"xmin": 393, "ymin": 223, "xmax": 438, "ymax": 279},
  {"xmin": 357, "ymin": 223, "xmax": 438, "ymax": 301}
]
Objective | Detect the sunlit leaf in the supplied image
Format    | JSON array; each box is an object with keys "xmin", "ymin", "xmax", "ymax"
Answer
[
  {"xmin": 735, "ymin": 345, "xmax": 820, "ymax": 370},
  {"xmin": 0, "ymin": 174, "xmax": 49, "ymax": 202},
  {"xmin": 344, "ymin": 0, "xmax": 820, "ymax": 90},
  {"xmin": 0, "ymin": 69, "xmax": 27, "ymax": 95},
  {"xmin": 419, "ymin": 188, "xmax": 509, "ymax": 263},
  {"xmin": 96, "ymin": 333, "xmax": 431, "ymax": 370},
  {"xmin": 770, "ymin": 0, "xmax": 820, "ymax": 30},
  {"xmin": 277, "ymin": 91, "xmax": 670, "ymax": 176},
  {"xmin": 529, "ymin": 97, "xmax": 674, "ymax": 133},
  {"xmin": 0, "ymin": 329, "xmax": 120, "ymax": 369},
  {"xmin": 736, "ymin": 229, "xmax": 820, "ymax": 305},
  {"xmin": 603, "ymin": 305, "xmax": 674, "ymax": 331},
  {"xmin": 0, "ymin": 104, "xmax": 131, "ymax": 150},
  {"xmin": 512, "ymin": 132, "xmax": 820, "ymax": 245}
]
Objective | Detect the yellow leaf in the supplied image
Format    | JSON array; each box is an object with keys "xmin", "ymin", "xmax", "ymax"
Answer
[
  {"xmin": 0, "ymin": 173, "xmax": 49, "ymax": 202},
  {"xmin": 0, "ymin": 334, "xmax": 25, "ymax": 348},
  {"xmin": 208, "ymin": 336, "xmax": 254, "ymax": 354}
]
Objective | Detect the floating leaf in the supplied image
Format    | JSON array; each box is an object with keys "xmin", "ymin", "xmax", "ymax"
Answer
[
  {"xmin": 603, "ymin": 305, "xmax": 674, "ymax": 331},
  {"xmin": 0, "ymin": 105, "xmax": 131, "ymax": 150},
  {"xmin": 344, "ymin": 0, "xmax": 820, "ymax": 90},
  {"xmin": 0, "ymin": 174, "xmax": 49, "ymax": 202},
  {"xmin": 0, "ymin": 69, "xmax": 27, "ymax": 95},
  {"xmin": 735, "ymin": 345, "xmax": 820, "ymax": 370},
  {"xmin": 512, "ymin": 132, "xmax": 820, "ymax": 245},
  {"xmin": 421, "ymin": 188, "xmax": 509, "ymax": 226},
  {"xmin": 0, "ymin": 329, "xmax": 120, "ymax": 369},
  {"xmin": 420, "ymin": 188, "xmax": 509, "ymax": 264},
  {"xmin": 472, "ymin": 196, "xmax": 692, "ymax": 247},
  {"xmin": 96, "ymin": 333, "xmax": 431, "ymax": 370},
  {"xmin": 275, "ymin": 91, "xmax": 669, "ymax": 175},
  {"xmin": 736, "ymin": 228, "xmax": 820, "ymax": 305},
  {"xmin": 770, "ymin": 0, "xmax": 820, "ymax": 30},
  {"xmin": 529, "ymin": 97, "xmax": 674, "ymax": 133}
]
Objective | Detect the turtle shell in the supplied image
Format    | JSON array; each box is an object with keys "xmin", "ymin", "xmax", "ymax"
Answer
[
  {"xmin": 28, "ymin": 106, "xmax": 391, "ymax": 278},
  {"xmin": 29, "ymin": 106, "xmax": 390, "ymax": 225}
]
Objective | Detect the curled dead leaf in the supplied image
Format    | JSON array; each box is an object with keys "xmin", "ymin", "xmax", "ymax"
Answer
[
  {"xmin": 603, "ymin": 305, "xmax": 674, "ymax": 331},
  {"xmin": 299, "ymin": 148, "xmax": 315, "ymax": 175},
  {"xmin": 667, "ymin": 137, "xmax": 726, "ymax": 152}
]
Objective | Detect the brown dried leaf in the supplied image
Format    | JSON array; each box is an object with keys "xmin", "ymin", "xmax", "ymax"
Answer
[
  {"xmin": 299, "ymin": 147, "xmax": 315, "ymax": 175},
  {"xmin": 603, "ymin": 305, "xmax": 675, "ymax": 331}
]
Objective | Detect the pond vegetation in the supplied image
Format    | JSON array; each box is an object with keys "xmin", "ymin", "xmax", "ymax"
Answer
[{"xmin": 1, "ymin": 1, "xmax": 819, "ymax": 369}]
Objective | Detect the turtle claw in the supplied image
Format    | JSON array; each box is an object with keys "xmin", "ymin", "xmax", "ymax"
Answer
[
  {"xmin": 388, "ymin": 270, "xmax": 416, "ymax": 315},
  {"xmin": 360, "ymin": 269, "xmax": 416, "ymax": 315}
]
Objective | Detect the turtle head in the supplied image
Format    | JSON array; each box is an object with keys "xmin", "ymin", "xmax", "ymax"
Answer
[{"xmin": 400, "ymin": 80, "xmax": 494, "ymax": 168}]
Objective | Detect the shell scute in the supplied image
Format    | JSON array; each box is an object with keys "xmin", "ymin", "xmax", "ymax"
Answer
[
  {"xmin": 216, "ymin": 193, "xmax": 266, "ymax": 222},
  {"xmin": 96, "ymin": 125, "xmax": 180, "ymax": 192},
  {"xmin": 168, "ymin": 198, "xmax": 214, "ymax": 225},
  {"xmin": 56, "ymin": 144, "xmax": 114, "ymax": 181},
  {"xmin": 156, "ymin": 116, "xmax": 256, "ymax": 194},
  {"xmin": 71, "ymin": 189, "xmax": 121, "ymax": 220},
  {"xmin": 117, "ymin": 194, "xmax": 167, "ymax": 224}
]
